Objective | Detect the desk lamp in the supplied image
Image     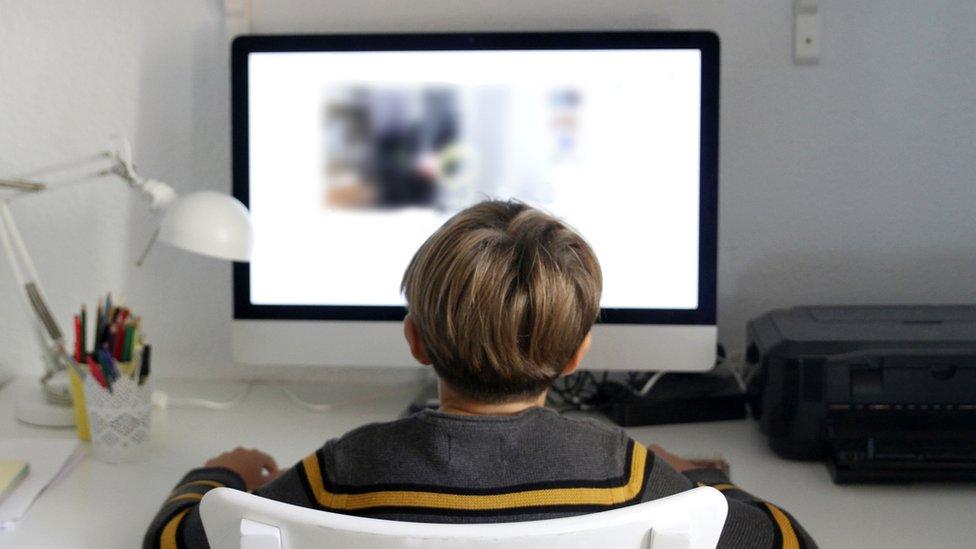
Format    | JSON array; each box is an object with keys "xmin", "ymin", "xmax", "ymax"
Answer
[{"xmin": 0, "ymin": 138, "xmax": 252, "ymax": 426}]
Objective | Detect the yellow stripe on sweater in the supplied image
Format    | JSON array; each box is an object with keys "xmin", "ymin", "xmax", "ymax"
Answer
[
  {"xmin": 166, "ymin": 479, "xmax": 224, "ymax": 499},
  {"xmin": 159, "ymin": 509, "xmax": 189, "ymax": 549},
  {"xmin": 302, "ymin": 443, "xmax": 648, "ymax": 511},
  {"xmin": 177, "ymin": 479, "xmax": 224, "ymax": 490},
  {"xmin": 165, "ymin": 492, "xmax": 204, "ymax": 505},
  {"xmin": 765, "ymin": 502, "xmax": 800, "ymax": 549}
]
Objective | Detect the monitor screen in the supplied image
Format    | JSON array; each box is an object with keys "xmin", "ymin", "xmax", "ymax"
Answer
[{"xmin": 233, "ymin": 32, "xmax": 718, "ymax": 324}]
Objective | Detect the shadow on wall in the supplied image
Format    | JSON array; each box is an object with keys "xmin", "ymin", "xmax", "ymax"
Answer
[
  {"xmin": 127, "ymin": 5, "xmax": 238, "ymax": 377},
  {"xmin": 720, "ymin": 249, "xmax": 976, "ymax": 351}
]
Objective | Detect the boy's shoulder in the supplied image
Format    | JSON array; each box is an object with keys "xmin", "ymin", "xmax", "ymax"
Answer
[
  {"xmin": 306, "ymin": 407, "xmax": 666, "ymax": 494},
  {"xmin": 329, "ymin": 412, "xmax": 431, "ymax": 448},
  {"xmin": 319, "ymin": 407, "xmax": 634, "ymax": 485},
  {"xmin": 330, "ymin": 407, "xmax": 628, "ymax": 449}
]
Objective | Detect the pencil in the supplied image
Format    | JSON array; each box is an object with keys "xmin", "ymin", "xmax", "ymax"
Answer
[
  {"xmin": 122, "ymin": 322, "xmax": 134, "ymax": 362},
  {"xmin": 87, "ymin": 355, "xmax": 107, "ymax": 389},
  {"xmin": 97, "ymin": 347, "xmax": 117, "ymax": 390},
  {"xmin": 73, "ymin": 315, "xmax": 81, "ymax": 362},
  {"xmin": 139, "ymin": 344, "xmax": 151, "ymax": 385},
  {"xmin": 95, "ymin": 302, "xmax": 104, "ymax": 349},
  {"xmin": 112, "ymin": 320, "xmax": 124, "ymax": 359},
  {"xmin": 80, "ymin": 304, "xmax": 87, "ymax": 357}
]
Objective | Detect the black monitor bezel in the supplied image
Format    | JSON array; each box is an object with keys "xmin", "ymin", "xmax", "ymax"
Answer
[{"xmin": 232, "ymin": 31, "xmax": 719, "ymax": 325}]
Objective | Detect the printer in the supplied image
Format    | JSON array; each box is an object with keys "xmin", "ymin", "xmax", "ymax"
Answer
[{"xmin": 745, "ymin": 305, "xmax": 976, "ymax": 483}]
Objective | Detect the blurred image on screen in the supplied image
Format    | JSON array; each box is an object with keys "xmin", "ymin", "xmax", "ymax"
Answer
[{"xmin": 247, "ymin": 49, "xmax": 702, "ymax": 309}]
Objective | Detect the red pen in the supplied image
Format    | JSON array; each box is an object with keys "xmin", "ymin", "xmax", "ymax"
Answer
[
  {"xmin": 87, "ymin": 355, "xmax": 108, "ymax": 389},
  {"xmin": 73, "ymin": 315, "xmax": 81, "ymax": 362},
  {"xmin": 112, "ymin": 322, "xmax": 125, "ymax": 360}
]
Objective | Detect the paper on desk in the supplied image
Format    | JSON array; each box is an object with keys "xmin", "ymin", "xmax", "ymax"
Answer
[{"xmin": 0, "ymin": 439, "xmax": 82, "ymax": 531}]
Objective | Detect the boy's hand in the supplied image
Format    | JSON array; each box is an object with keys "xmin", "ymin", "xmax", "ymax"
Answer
[
  {"xmin": 649, "ymin": 444, "xmax": 729, "ymax": 476},
  {"xmin": 205, "ymin": 447, "xmax": 280, "ymax": 491}
]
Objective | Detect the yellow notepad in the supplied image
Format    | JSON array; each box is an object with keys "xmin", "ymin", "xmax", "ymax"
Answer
[{"xmin": 0, "ymin": 460, "xmax": 29, "ymax": 505}]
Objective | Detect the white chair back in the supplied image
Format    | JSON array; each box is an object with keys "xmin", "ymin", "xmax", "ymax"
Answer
[{"xmin": 200, "ymin": 486, "xmax": 727, "ymax": 549}]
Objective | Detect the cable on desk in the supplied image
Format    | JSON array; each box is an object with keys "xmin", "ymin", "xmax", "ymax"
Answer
[
  {"xmin": 726, "ymin": 358, "xmax": 748, "ymax": 392},
  {"xmin": 281, "ymin": 385, "xmax": 333, "ymax": 412},
  {"xmin": 279, "ymin": 384, "xmax": 416, "ymax": 413},
  {"xmin": 153, "ymin": 382, "xmax": 252, "ymax": 410},
  {"xmin": 550, "ymin": 342, "xmax": 741, "ymax": 413},
  {"xmin": 636, "ymin": 370, "xmax": 667, "ymax": 396}
]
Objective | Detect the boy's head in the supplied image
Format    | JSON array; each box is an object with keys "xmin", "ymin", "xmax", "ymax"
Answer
[{"xmin": 401, "ymin": 200, "xmax": 602, "ymax": 403}]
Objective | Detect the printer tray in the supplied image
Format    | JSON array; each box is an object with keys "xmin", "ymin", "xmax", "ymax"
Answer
[{"xmin": 827, "ymin": 409, "xmax": 976, "ymax": 484}]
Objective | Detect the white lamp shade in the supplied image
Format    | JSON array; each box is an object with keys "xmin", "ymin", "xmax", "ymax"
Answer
[{"xmin": 158, "ymin": 191, "xmax": 253, "ymax": 261}]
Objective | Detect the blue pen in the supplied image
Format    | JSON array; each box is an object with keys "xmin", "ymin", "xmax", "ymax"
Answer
[{"xmin": 97, "ymin": 347, "xmax": 117, "ymax": 390}]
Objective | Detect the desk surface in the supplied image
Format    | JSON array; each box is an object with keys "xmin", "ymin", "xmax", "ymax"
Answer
[{"xmin": 1, "ymin": 378, "xmax": 974, "ymax": 548}]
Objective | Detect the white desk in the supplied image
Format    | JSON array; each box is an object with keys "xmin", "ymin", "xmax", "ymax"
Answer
[{"xmin": 0, "ymin": 377, "xmax": 973, "ymax": 548}]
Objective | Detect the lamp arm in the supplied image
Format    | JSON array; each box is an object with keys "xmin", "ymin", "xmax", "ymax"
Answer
[
  {"xmin": 0, "ymin": 139, "xmax": 176, "ymax": 210},
  {"xmin": 0, "ymin": 201, "xmax": 83, "ymax": 385},
  {"xmin": 0, "ymin": 179, "xmax": 46, "ymax": 193},
  {"xmin": 103, "ymin": 137, "xmax": 177, "ymax": 210},
  {"xmin": 0, "ymin": 137, "xmax": 175, "ymax": 398},
  {"xmin": 0, "ymin": 151, "xmax": 114, "ymax": 196}
]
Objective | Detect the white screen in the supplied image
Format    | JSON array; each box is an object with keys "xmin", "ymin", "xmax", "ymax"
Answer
[{"xmin": 247, "ymin": 49, "xmax": 701, "ymax": 309}]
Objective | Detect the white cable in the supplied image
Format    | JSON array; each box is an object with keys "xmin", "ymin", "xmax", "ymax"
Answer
[
  {"xmin": 155, "ymin": 382, "xmax": 252, "ymax": 410},
  {"xmin": 727, "ymin": 363, "xmax": 748, "ymax": 392},
  {"xmin": 637, "ymin": 370, "xmax": 667, "ymax": 396},
  {"xmin": 279, "ymin": 384, "xmax": 414, "ymax": 413},
  {"xmin": 281, "ymin": 386, "xmax": 333, "ymax": 412}
]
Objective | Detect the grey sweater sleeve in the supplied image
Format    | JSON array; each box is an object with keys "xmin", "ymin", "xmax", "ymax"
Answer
[
  {"xmin": 683, "ymin": 467, "xmax": 817, "ymax": 549},
  {"xmin": 143, "ymin": 463, "xmax": 314, "ymax": 549},
  {"xmin": 142, "ymin": 467, "xmax": 245, "ymax": 549}
]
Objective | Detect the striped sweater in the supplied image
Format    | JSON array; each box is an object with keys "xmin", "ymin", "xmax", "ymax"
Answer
[{"xmin": 145, "ymin": 407, "xmax": 815, "ymax": 548}]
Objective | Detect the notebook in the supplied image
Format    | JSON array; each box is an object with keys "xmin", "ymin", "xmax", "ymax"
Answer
[
  {"xmin": 0, "ymin": 460, "xmax": 28, "ymax": 505},
  {"xmin": 0, "ymin": 439, "xmax": 81, "ymax": 531}
]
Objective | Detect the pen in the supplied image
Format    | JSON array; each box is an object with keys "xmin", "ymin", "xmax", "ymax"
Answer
[
  {"xmin": 130, "ymin": 343, "xmax": 143, "ymax": 379},
  {"xmin": 95, "ymin": 301, "xmax": 104, "ymax": 348},
  {"xmin": 73, "ymin": 315, "xmax": 81, "ymax": 363},
  {"xmin": 112, "ymin": 322, "xmax": 124, "ymax": 360},
  {"xmin": 80, "ymin": 304, "xmax": 87, "ymax": 357},
  {"xmin": 101, "ymin": 323, "xmax": 111, "ymax": 351},
  {"xmin": 139, "ymin": 344, "xmax": 151, "ymax": 385},
  {"xmin": 100, "ymin": 348, "xmax": 119, "ymax": 393},
  {"xmin": 122, "ymin": 322, "xmax": 134, "ymax": 362},
  {"xmin": 106, "ymin": 347, "xmax": 120, "ymax": 378},
  {"xmin": 87, "ymin": 355, "xmax": 108, "ymax": 389}
]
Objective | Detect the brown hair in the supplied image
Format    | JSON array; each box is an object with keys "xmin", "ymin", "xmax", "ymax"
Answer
[{"xmin": 401, "ymin": 200, "xmax": 602, "ymax": 402}]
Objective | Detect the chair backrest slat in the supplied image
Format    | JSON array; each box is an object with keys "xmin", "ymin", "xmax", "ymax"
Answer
[{"xmin": 200, "ymin": 486, "xmax": 727, "ymax": 549}]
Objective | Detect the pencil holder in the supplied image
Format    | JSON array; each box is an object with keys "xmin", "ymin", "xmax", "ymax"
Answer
[{"xmin": 83, "ymin": 373, "xmax": 152, "ymax": 463}]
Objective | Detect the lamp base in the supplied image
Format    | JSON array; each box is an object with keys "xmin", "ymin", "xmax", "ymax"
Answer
[{"xmin": 14, "ymin": 383, "xmax": 75, "ymax": 428}]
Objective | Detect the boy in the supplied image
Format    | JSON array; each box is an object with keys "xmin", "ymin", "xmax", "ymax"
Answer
[{"xmin": 146, "ymin": 200, "xmax": 815, "ymax": 548}]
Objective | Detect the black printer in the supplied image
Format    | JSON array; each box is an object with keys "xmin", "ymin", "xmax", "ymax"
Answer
[{"xmin": 745, "ymin": 305, "xmax": 976, "ymax": 483}]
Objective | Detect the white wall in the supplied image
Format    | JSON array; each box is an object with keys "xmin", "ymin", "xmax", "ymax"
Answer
[
  {"xmin": 1, "ymin": 1, "xmax": 974, "ymax": 379},
  {"xmin": 0, "ymin": 1, "xmax": 232, "ymax": 378}
]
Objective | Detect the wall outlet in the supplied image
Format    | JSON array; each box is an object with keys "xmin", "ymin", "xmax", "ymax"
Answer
[{"xmin": 794, "ymin": 0, "xmax": 822, "ymax": 64}]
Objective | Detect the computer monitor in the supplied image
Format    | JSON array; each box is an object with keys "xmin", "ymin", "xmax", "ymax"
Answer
[{"xmin": 231, "ymin": 31, "xmax": 719, "ymax": 372}]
